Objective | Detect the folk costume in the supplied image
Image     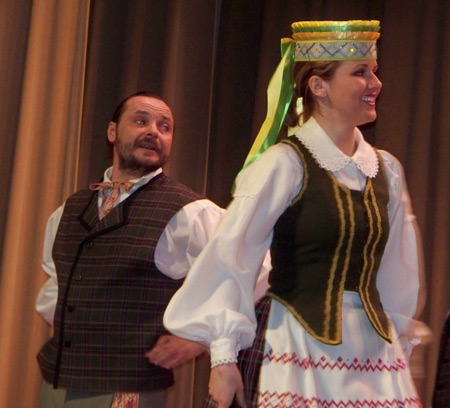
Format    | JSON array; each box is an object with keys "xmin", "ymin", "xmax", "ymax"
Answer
[
  {"xmin": 164, "ymin": 21, "xmax": 423, "ymax": 407},
  {"xmin": 36, "ymin": 167, "xmax": 226, "ymax": 405}
]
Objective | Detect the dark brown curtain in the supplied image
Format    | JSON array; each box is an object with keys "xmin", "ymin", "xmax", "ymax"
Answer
[
  {"xmin": 375, "ymin": 0, "xmax": 450, "ymax": 400},
  {"xmin": 1, "ymin": 0, "xmax": 448, "ymax": 406}
]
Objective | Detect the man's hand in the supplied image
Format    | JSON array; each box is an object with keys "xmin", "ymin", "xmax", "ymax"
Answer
[
  {"xmin": 209, "ymin": 363, "xmax": 246, "ymax": 408},
  {"xmin": 145, "ymin": 334, "xmax": 208, "ymax": 369}
]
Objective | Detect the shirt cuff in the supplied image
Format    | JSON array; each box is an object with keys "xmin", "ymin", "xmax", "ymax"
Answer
[{"xmin": 210, "ymin": 337, "xmax": 239, "ymax": 368}]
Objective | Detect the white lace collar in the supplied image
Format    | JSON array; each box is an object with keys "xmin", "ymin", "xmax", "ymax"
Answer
[{"xmin": 293, "ymin": 117, "xmax": 379, "ymax": 178}]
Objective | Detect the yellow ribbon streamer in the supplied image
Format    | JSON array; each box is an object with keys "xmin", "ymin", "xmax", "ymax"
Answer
[{"xmin": 232, "ymin": 41, "xmax": 295, "ymax": 193}]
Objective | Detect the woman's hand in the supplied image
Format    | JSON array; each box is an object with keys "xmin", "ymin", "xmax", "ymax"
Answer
[{"xmin": 209, "ymin": 363, "xmax": 247, "ymax": 408}]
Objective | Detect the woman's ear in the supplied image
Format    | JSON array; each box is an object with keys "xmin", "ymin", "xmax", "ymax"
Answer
[{"xmin": 308, "ymin": 75, "xmax": 328, "ymax": 98}]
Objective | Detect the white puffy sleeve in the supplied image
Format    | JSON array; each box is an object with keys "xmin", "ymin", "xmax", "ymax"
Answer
[
  {"xmin": 35, "ymin": 205, "xmax": 64, "ymax": 326},
  {"xmin": 164, "ymin": 144, "xmax": 302, "ymax": 367},
  {"xmin": 156, "ymin": 198, "xmax": 272, "ymax": 302},
  {"xmin": 155, "ymin": 199, "xmax": 226, "ymax": 280},
  {"xmin": 376, "ymin": 150, "xmax": 425, "ymax": 352}
]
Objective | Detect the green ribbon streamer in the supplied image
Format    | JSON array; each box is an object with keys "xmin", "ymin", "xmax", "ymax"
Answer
[{"xmin": 232, "ymin": 41, "xmax": 295, "ymax": 193}]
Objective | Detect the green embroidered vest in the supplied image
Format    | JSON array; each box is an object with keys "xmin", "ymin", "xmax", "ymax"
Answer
[{"xmin": 267, "ymin": 137, "xmax": 392, "ymax": 345}]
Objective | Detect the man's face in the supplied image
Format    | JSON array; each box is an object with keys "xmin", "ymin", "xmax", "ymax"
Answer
[{"xmin": 107, "ymin": 96, "xmax": 174, "ymax": 180}]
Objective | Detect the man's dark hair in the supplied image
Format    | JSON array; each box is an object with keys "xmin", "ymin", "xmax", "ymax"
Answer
[{"xmin": 111, "ymin": 91, "xmax": 165, "ymax": 124}]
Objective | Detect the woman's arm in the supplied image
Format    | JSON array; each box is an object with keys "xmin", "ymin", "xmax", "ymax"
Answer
[
  {"xmin": 163, "ymin": 144, "xmax": 302, "ymax": 365},
  {"xmin": 376, "ymin": 151, "xmax": 425, "ymax": 350}
]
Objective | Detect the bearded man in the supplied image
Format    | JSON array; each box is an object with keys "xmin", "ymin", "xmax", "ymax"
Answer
[{"xmin": 35, "ymin": 91, "xmax": 223, "ymax": 408}]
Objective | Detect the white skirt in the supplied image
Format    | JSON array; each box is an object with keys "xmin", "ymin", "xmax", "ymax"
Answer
[{"xmin": 256, "ymin": 292, "xmax": 422, "ymax": 408}]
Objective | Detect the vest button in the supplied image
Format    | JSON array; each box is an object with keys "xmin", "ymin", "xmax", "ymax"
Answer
[
  {"xmin": 67, "ymin": 305, "xmax": 75, "ymax": 312},
  {"xmin": 64, "ymin": 341, "xmax": 71, "ymax": 348},
  {"xmin": 86, "ymin": 241, "xmax": 94, "ymax": 248},
  {"xmin": 74, "ymin": 274, "xmax": 82, "ymax": 281}
]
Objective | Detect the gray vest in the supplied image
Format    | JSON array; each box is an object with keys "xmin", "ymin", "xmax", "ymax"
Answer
[{"xmin": 37, "ymin": 173, "xmax": 201, "ymax": 392}]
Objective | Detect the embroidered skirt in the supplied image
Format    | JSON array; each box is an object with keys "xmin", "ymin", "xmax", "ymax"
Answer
[{"xmin": 205, "ymin": 293, "xmax": 422, "ymax": 408}]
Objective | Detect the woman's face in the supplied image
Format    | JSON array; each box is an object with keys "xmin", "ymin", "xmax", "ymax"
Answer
[{"xmin": 322, "ymin": 60, "xmax": 382, "ymax": 127}]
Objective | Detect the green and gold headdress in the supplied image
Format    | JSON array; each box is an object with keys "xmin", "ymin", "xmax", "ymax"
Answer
[
  {"xmin": 233, "ymin": 20, "xmax": 380, "ymax": 191},
  {"xmin": 287, "ymin": 20, "xmax": 380, "ymax": 61}
]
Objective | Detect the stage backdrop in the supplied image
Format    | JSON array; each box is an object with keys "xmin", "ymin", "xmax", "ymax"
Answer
[{"xmin": 0, "ymin": 0, "xmax": 448, "ymax": 406}]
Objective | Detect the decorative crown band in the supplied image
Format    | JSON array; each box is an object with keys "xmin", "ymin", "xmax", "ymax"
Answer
[
  {"xmin": 286, "ymin": 20, "xmax": 380, "ymax": 61},
  {"xmin": 292, "ymin": 40, "xmax": 377, "ymax": 61}
]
